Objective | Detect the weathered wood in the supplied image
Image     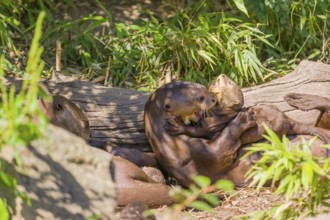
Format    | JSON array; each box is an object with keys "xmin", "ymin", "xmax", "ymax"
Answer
[
  {"xmin": 243, "ymin": 61, "xmax": 330, "ymax": 125},
  {"xmin": 6, "ymin": 60, "xmax": 330, "ymax": 151},
  {"xmin": 40, "ymin": 80, "xmax": 151, "ymax": 150}
]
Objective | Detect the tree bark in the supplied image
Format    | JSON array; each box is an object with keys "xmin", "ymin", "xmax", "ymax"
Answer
[{"xmin": 6, "ymin": 60, "xmax": 330, "ymax": 151}]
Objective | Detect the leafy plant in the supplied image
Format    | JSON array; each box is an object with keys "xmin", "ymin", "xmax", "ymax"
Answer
[
  {"xmin": 106, "ymin": 5, "xmax": 274, "ymax": 90},
  {"xmin": 235, "ymin": 0, "xmax": 330, "ymax": 74},
  {"xmin": 0, "ymin": 11, "xmax": 48, "ymax": 218},
  {"xmin": 1, "ymin": 0, "xmax": 329, "ymax": 90},
  {"xmin": 242, "ymin": 126, "xmax": 330, "ymax": 219},
  {"xmin": 0, "ymin": 0, "xmax": 111, "ymax": 77},
  {"xmin": 155, "ymin": 175, "xmax": 234, "ymax": 219}
]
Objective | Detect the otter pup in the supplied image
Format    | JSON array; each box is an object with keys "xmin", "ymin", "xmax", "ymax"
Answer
[
  {"xmin": 164, "ymin": 74, "xmax": 243, "ymax": 138},
  {"xmin": 144, "ymin": 81, "xmax": 256, "ymax": 187}
]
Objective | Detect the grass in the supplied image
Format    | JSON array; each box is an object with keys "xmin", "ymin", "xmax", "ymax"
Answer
[
  {"xmin": 0, "ymin": 0, "xmax": 328, "ymax": 91},
  {"xmin": 0, "ymin": 11, "xmax": 48, "ymax": 218}
]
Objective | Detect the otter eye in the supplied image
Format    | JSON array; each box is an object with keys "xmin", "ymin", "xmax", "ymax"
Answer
[
  {"xmin": 56, "ymin": 103, "xmax": 63, "ymax": 111},
  {"xmin": 198, "ymin": 96, "xmax": 205, "ymax": 102},
  {"xmin": 164, "ymin": 104, "xmax": 171, "ymax": 110}
]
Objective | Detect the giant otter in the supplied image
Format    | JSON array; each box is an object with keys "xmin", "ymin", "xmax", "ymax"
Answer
[
  {"xmin": 163, "ymin": 75, "xmax": 330, "ymax": 186},
  {"xmin": 113, "ymin": 156, "xmax": 173, "ymax": 208},
  {"xmin": 39, "ymin": 94, "xmax": 173, "ymax": 208},
  {"xmin": 144, "ymin": 81, "xmax": 256, "ymax": 187},
  {"xmin": 106, "ymin": 145, "xmax": 158, "ymax": 168},
  {"xmin": 165, "ymin": 75, "xmax": 330, "ymax": 145},
  {"xmin": 164, "ymin": 74, "xmax": 243, "ymax": 138},
  {"xmin": 38, "ymin": 94, "xmax": 91, "ymax": 141}
]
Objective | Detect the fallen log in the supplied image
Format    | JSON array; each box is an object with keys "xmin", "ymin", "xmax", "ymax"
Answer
[{"xmin": 7, "ymin": 60, "xmax": 330, "ymax": 151}]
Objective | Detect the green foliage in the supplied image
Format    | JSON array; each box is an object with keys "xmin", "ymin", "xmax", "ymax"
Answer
[
  {"xmin": 239, "ymin": 0, "xmax": 330, "ymax": 73},
  {"xmin": 242, "ymin": 125, "xmax": 330, "ymax": 219},
  {"xmin": 0, "ymin": 0, "xmax": 329, "ymax": 89},
  {"xmin": 0, "ymin": 11, "xmax": 47, "ymax": 218},
  {"xmin": 85, "ymin": 214, "xmax": 102, "ymax": 220},
  {"xmin": 167, "ymin": 175, "xmax": 234, "ymax": 217},
  {"xmin": 0, "ymin": 12, "xmax": 47, "ymax": 146},
  {"xmin": 0, "ymin": 0, "xmax": 111, "ymax": 77},
  {"xmin": 107, "ymin": 11, "xmax": 273, "ymax": 90},
  {"xmin": 0, "ymin": 198, "xmax": 9, "ymax": 220}
]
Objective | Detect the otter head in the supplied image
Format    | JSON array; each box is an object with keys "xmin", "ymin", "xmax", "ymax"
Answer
[
  {"xmin": 163, "ymin": 81, "xmax": 216, "ymax": 124},
  {"xmin": 38, "ymin": 94, "xmax": 91, "ymax": 141},
  {"xmin": 209, "ymin": 74, "xmax": 243, "ymax": 112}
]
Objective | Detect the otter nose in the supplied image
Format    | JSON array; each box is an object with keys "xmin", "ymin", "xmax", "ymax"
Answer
[{"xmin": 211, "ymin": 99, "xmax": 216, "ymax": 103}]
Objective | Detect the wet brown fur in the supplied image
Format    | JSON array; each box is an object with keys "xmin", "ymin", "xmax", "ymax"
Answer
[
  {"xmin": 39, "ymin": 94, "xmax": 91, "ymax": 141},
  {"xmin": 144, "ymin": 81, "xmax": 256, "ymax": 187},
  {"xmin": 164, "ymin": 75, "xmax": 330, "ymax": 186},
  {"xmin": 40, "ymin": 94, "xmax": 172, "ymax": 208}
]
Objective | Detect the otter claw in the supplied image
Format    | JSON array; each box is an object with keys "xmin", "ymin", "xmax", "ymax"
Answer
[
  {"xmin": 234, "ymin": 110, "xmax": 256, "ymax": 130},
  {"xmin": 164, "ymin": 118, "xmax": 183, "ymax": 136}
]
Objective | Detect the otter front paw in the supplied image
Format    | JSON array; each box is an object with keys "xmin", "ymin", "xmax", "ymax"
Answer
[
  {"xmin": 235, "ymin": 109, "xmax": 256, "ymax": 131},
  {"xmin": 164, "ymin": 117, "xmax": 185, "ymax": 136}
]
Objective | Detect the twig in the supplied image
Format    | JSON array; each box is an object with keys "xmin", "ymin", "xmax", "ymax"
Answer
[
  {"xmin": 104, "ymin": 56, "xmax": 112, "ymax": 86},
  {"xmin": 55, "ymin": 39, "xmax": 62, "ymax": 73}
]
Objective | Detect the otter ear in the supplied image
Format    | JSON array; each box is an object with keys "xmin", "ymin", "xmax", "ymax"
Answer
[{"xmin": 55, "ymin": 103, "xmax": 63, "ymax": 111}]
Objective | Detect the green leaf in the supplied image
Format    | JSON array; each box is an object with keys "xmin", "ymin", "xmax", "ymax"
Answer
[
  {"xmin": 301, "ymin": 162, "xmax": 313, "ymax": 190},
  {"xmin": 84, "ymin": 18, "xmax": 106, "ymax": 33},
  {"xmin": 86, "ymin": 214, "xmax": 102, "ymax": 220},
  {"xmin": 0, "ymin": 199, "xmax": 9, "ymax": 220},
  {"xmin": 189, "ymin": 201, "xmax": 213, "ymax": 212},
  {"xmin": 192, "ymin": 175, "xmax": 211, "ymax": 188},
  {"xmin": 214, "ymin": 179, "xmax": 235, "ymax": 192},
  {"xmin": 274, "ymin": 202, "xmax": 292, "ymax": 218},
  {"xmin": 263, "ymin": 125, "xmax": 283, "ymax": 148},
  {"xmin": 232, "ymin": 0, "xmax": 249, "ymax": 17},
  {"xmin": 15, "ymin": 187, "xmax": 31, "ymax": 206},
  {"xmin": 0, "ymin": 171, "xmax": 16, "ymax": 188},
  {"xmin": 200, "ymin": 193, "xmax": 219, "ymax": 206},
  {"xmin": 197, "ymin": 50, "xmax": 215, "ymax": 65},
  {"xmin": 276, "ymin": 174, "xmax": 291, "ymax": 195},
  {"xmin": 309, "ymin": 160, "xmax": 326, "ymax": 176},
  {"xmin": 285, "ymin": 176, "xmax": 295, "ymax": 199}
]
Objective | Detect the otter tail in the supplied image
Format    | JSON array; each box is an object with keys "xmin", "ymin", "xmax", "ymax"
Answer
[{"xmin": 284, "ymin": 93, "xmax": 330, "ymax": 111}]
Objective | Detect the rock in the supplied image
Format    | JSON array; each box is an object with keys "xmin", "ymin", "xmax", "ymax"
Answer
[{"xmin": 2, "ymin": 125, "xmax": 116, "ymax": 220}]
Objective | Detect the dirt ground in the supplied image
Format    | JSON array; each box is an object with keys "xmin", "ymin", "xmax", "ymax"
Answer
[{"xmin": 153, "ymin": 187, "xmax": 283, "ymax": 219}]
